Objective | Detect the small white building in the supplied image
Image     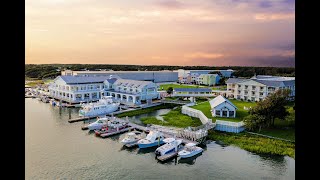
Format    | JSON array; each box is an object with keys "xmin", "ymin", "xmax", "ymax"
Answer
[{"xmin": 209, "ymin": 95, "xmax": 238, "ymax": 118}]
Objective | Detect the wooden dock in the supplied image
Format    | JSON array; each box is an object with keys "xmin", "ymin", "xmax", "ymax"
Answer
[
  {"xmin": 68, "ymin": 116, "xmax": 97, "ymax": 123},
  {"xmin": 156, "ymin": 151, "xmax": 179, "ymax": 161},
  {"xmin": 100, "ymin": 127, "xmax": 134, "ymax": 137}
]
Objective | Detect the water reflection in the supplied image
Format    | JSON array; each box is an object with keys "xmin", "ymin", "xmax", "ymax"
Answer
[
  {"xmin": 157, "ymin": 156, "xmax": 178, "ymax": 165},
  {"xmin": 178, "ymin": 153, "xmax": 203, "ymax": 165},
  {"xmin": 137, "ymin": 146, "xmax": 158, "ymax": 155}
]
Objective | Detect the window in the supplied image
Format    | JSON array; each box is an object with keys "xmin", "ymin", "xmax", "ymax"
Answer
[
  {"xmin": 215, "ymin": 110, "xmax": 220, "ymax": 115},
  {"xmin": 260, "ymin": 87, "xmax": 264, "ymax": 90},
  {"xmin": 229, "ymin": 111, "xmax": 234, "ymax": 117}
]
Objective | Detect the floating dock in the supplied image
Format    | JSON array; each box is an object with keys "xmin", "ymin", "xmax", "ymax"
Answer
[
  {"xmin": 100, "ymin": 127, "xmax": 134, "ymax": 138},
  {"xmin": 68, "ymin": 116, "xmax": 97, "ymax": 123},
  {"xmin": 157, "ymin": 151, "xmax": 179, "ymax": 161}
]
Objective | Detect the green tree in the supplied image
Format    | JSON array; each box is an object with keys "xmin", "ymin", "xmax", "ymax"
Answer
[
  {"xmin": 245, "ymin": 89, "xmax": 291, "ymax": 129},
  {"xmin": 243, "ymin": 114, "xmax": 267, "ymax": 132},
  {"xmin": 167, "ymin": 87, "xmax": 173, "ymax": 95}
]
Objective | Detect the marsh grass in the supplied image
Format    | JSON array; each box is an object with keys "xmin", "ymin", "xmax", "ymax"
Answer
[{"xmin": 208, "ymin": 130, "xmax": 295, "ymax": 158}]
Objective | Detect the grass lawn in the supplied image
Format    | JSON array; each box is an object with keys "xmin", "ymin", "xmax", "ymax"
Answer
[
  {"xmin": 159, "ymin": 83, "xmax": 227, "ymax": 91},
  {"xmin": 116, "ymin": 104, "xmax": 177, "ymax": 118},
  {"xmin": 208, "ymin": 130, "xmax": 295, "ymax": 158},
  {"xmin": 159, "ymin": 84, "xmax": 203, "ymax": 91},
  {"xmin": 25, "ymin": 80, "xmax": 45, "ymax": 87},
  {"xmin": 191, "ymin": 99, "xmax": 257, "ymax": 122},
  {"xmin": 212, "ymin": 85, "xmax": 227, "ymax": 90},
  {"xmin": 256, "ymin": 128, "xmax": 295, "ymax": 142},
  {"xmin": 140, "ymin": 107, "xmax": 203, "ymax": 128}
]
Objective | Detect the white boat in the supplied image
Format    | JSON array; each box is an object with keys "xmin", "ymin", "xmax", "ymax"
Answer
[
  {"xmin": 56, "ymin": 101, "xmax": 66, "ymax": 107},
  {"xmin": 49, "ymin": 99, "xmax": 56, "ymax": 106},
  {"xmin": 74, "ymin": 101, "xmax": 85, "ymax": 108},
  {"xmin": 137, "ymin": 131, "xmax": 165, "ymax": 149},
  {"xmin": 121, "ymin": 131, "xmax": 146, "ymax": 146},
  {"xmin": 178, "ymin": 143, "xmax": 203, "ymax": 158},
  {"xmin": 87, "ymin": 117, "xmax": 109, "ymax": 131},
  {"xmin": 94, "ymin": 121, "xmax": 129, "ymax": 136},
  {"xmin": 79, "ymin": 96, "xmax": 120, "ymax": 117},
  {"xmin": 155, "ymin": 138, "xmax": 183, "ymax": 156}
]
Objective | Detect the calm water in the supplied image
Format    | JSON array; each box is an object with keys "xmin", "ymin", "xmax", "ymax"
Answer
[{"xmin": 26, "ymin": 99, "xmax": 295, "ymax": 180}]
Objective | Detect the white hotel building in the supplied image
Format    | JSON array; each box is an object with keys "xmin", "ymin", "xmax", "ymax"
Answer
[
  {"xmin": 226, "ymin": 75, "xmax": 295, "ymax": 101},
  {"xmin": 48, "ymin": 75, "xmax": 160, "ymax": 105}
]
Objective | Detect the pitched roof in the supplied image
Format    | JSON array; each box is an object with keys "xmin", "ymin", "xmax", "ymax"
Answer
[
  {"xmin": 174, "ymin": 88, "xmax": 212, "ymax": 92},
  {"xmin": 59, "ymin": 76, "xmax": 112, "ymax": 84},
  {"xmin": 209, "ymin": 95, "xmax": 237, "ymax": 109},
  {"xmin": 113, "ymin": 79, "xmax": 153, "ymax": 88},
  {"xmin": 227, "ymin": 76, "xmax": 295, "ymax": 87},
  {"xmin": 253, "ymin": 79, "xmax": 284, "ymax": 87},
  {"xmin": 226, "ymin": 78, "xmax": 248, "ymax": 84},
  {"xmin": 105, "ymin": 78, "xmax": 117, "ymax": 84}
]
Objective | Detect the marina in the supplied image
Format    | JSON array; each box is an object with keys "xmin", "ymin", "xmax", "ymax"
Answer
[{"xmin": 26, "ymin": 98, "xmax": 295, "ymax": 179}]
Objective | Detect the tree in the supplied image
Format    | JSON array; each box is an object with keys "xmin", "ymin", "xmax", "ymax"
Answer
[
  {"xmin": 244, "ymin": 89, "xmax": 291, "ymax": 129},
  {"xmin": 167, "ymin": 87, "xmax": 173, "ymax": 95},
  {"xmin": 243, "ymin": 114, "xmax": 267, "ymax": 132},
  {"xmin": 218, "ymin": 77, "xmax": 226, "ymax": 85}
]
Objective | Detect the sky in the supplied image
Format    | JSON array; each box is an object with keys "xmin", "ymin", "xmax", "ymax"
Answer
[{"xmin": 26, "ymin": 0, "xmax": 295, "ymax": 67}]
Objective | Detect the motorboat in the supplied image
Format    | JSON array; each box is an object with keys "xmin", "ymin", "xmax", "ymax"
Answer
[
  {"xmin": 79, "ymin": 96, "xmax": 120, "ymax": 117},
  {"xmin": 155, "ymin": 138, "xmax": 183, "ymax": 156},
  {"xmin": 87, "ymin": 117, "xmax": 109, "ymax": 131},
  {"xmin": 41, "ymin": 96, "xmax": 50, "ymax": 103},
  {"xmin": 178, "ymin": 143, "xmax": 203, "ymax": 158},
  {"xmin": 94, "ymin": 121, "xmax": 129, "ymax": 136},
  {"xmin": 49, "ymin": 99, "xmax": 56, "ymax": 106},
  {"xmin": 74, "ymin": 101, "xmax": 85, "ymax": 108},
  {"xmin": 121, "ymin": 131, "xmax": 146, "ymax": 146},
  {"xmin": 137, "ymin": 131, "xmax": 165, "ymax": 149},
  {"xmin": 56, "ymin": 101, "xmax": 67, "ymax": 107}
]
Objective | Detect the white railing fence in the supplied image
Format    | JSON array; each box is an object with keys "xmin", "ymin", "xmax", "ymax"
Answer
[{"xmin": 181, "ymin": 105, "xmax": 212, "ymax": 125}]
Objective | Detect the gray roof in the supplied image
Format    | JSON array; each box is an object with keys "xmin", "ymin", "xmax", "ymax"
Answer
[
  {"xmin": 105, "ymin": 78, "xmax": 117, "ymax": 84},
  {"xmin": 282, "ymin": 80, "xmax": 295, "ymax": 86},
  {"xmin": 174, "ymin": 88, "xmax": 212, "ymax": 92},
  {"xmin": 113, "ymin": 79, "xmax": 153, "ymax": 88},
  {"xmin": 209, "ymin": 95, "xmax": 237, "ymax": 109},
  {"xmin": 227, "ymin": 77, "xmax": 295, "ymax": 87},
  {"xmin": 59, "ymin": 76, "xmax": 111, "ymax": 84},
  {"xmin": 253, "ymin": 80, "xmax": 284, "ymax": 87},
  {"xmin": 226, "ymin": 78, "xmax": 247, "ymax": 84}
]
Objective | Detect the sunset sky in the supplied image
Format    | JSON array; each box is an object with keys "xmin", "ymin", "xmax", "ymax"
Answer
[{"xmin": 26, "ymin": 0, "xmax": 295, "ymax": 67}]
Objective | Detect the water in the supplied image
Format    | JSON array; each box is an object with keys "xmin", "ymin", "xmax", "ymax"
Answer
[{"xmin": 26, "ymin": 99, "xmax": 295, "ymax": 180}]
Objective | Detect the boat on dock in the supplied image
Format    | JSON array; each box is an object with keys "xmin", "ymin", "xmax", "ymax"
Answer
[
  {"xmin": 87, "ymin": 117, "xmax": 109, "ymax": 131},
  {"xmin": 121, "ymin": 131, "xmax": 146, "ymax": 147},
  {"xmin": 79, "ymin": 96, "xmax": 120, "ymax": 117},
  {"xmin": 178, "ymin": 143, "xmax": 203, "ymax": 158},
  {"xmin": 74, "ymin": 101, "xmax": 85, "ymax": 108},
  {"xmin": 155, "ymin": 138, "xmax": 183, "ymax": 157},
  {"xmin": 56, "ymin": 101, "xmax": 67, "ymax": 107},
  {"xmin": 94, "ymin": 121, "xmax": 130, "ymax": 137},
  {"xmin": 137, "ymin": 131, "xmax": 165, "ymax": 149}
]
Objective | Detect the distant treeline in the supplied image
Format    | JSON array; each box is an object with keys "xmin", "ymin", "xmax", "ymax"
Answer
[{"xmin": 25, "ymin": 64, "xmax": 295, "ymax": 79}]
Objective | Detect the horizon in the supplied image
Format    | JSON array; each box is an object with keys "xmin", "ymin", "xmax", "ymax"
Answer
[
  {"xmin": 25, "ymin": 63, "xmax": 295, "ymax": 68},
  {"xmin": 26, "ymin": 0, "xmax": 295, "ymax": 67}
]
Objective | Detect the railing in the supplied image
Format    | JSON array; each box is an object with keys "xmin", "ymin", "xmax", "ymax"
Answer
[
  {"xmin": 181, "ymin": 105, "xmax": 212, "ymax": 125},
  {"xmin": 216, "ymin": 120, "xmax": 244, "ymax": 127}
]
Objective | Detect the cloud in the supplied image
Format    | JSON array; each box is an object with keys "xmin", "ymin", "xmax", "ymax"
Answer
[
  {"xmin": 184, "ymin": 52, "xmax": 224, "ymax": 59},
  {"xmin": 154, "ymin": 0, "xmax": 184, "ymax": 9},
  {"xmin": 254, "ymin": 13, "xmax": 294, "ymax": 21}
]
